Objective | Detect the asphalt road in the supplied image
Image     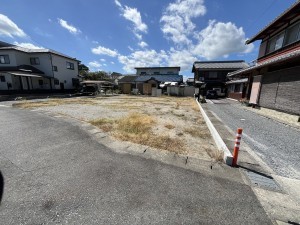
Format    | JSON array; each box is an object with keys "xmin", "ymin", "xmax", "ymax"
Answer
[
  {"xmin": 0, "ymin": 106, "xmax": 271, "ymax": 224},
  {"xmin": 206, "ymin": 99, "xmax": 300, "ymax": 180}
]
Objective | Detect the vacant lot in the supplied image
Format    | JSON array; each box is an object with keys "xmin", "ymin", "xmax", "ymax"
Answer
[{"xmin": 14, "ymin": 95, "xmax": 217, "ymax": 160}]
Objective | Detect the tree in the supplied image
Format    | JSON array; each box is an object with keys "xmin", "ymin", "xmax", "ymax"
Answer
[
  {"xmin": 78, "ymin": 63, "xmax": 89, "ymax": 76},
  {"xmin": 84, "ymin": 71, "xmax": 110, "ymax": 80}
]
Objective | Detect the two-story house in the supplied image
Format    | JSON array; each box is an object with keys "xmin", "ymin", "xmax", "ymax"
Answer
[
  {"xmin": 0, "ymin": 41, "xmax": 80, "ymax": 92},
  {"xmin": 192, "ymin": 61, "xmax": 249, "ymax": 97},
  {"xmin": 227, "ymin": 1, "xmax": 300, "ymax": 115},
  {"xmin": 133, "ymin": 67, "xmax": 183, "ymax": 95}
]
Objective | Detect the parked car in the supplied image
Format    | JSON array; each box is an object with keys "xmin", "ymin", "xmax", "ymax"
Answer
[{"xmin": 206, "ymin": 90, "xmax": 218, "ymax": 99}]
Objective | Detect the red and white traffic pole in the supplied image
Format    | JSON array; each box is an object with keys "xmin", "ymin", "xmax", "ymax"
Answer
[{"xmin": 232, "ymin": 128, "xmax": 243, "ymax": 167}]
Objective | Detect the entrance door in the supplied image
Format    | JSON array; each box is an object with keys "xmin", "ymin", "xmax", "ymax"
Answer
[
  {"xmin": 249, "ymin": 75, "xmax": 262, "ymax": 104},
  {"xmin": 60, "ymin": 83, "xmax": 64, "ymax": 90},
  {"xmin": 143, "ymin": 83, "xmax": 152, "ymax": 95}
]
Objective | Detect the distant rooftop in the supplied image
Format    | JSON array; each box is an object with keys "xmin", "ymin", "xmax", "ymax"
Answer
[
  {"xmin": 135, "ymin": 66, "xmax": 180, "ymax": 70},
  {"xmin": 192, "ymin": 60, "xmax": 249, "ymax": 71},
  {"xmin": 135, "ymin": 75, "xmax": 183, "ymax": 83}
]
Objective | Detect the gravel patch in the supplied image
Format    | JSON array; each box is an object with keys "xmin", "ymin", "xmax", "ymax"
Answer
[{"xmin": 16, "ymin": 95, "xmax": 216, "ymax": 161}]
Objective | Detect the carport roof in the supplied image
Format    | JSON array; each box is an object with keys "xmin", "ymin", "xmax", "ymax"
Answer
[
  {"xmin": 135, "ymin": 75, "xmax": 183, "ymax": 83},
  {"xmin": 0, "ymin": 65, "xmax": 45, "ymax": 74}
]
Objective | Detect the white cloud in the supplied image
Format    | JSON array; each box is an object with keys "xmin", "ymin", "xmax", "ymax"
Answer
[
  {"xmin": 193, "ymin": 20, "xmax": 254, "ymax": 59},
  {"xmin": 128, "ymin": 46, "xmax": 134, "ymax": 51},
  {"xmin": 123, "ymin": 6, "xmax": 147, "ymax": 33},
  {"xmin": 138, "ymin": 41, "xmax": 148, "ymax": 48},
  {"xmin": 58, "ymin": 18, "xmax": 81, "ymax": 35},
  {"xmin": 91, "ymin": 46, "xmax": 118, "ymax": 57},
  {"xmin": 115, "ymin": 2, "xmax": 147, "ymax": 41},
  {"xmin": 0, "ymin": 14, "xmax": 26, "ymax": 38},
  {"xmin": 100, "ymin": 58, "xmax": 106, "ymax": 62},
  {"xmin": 168, "ymin": 48, "xmax": 197, "ymax": 71},
  {"xmin": 118, "ymin": 49, "xmax": 168, "ymax": 72},
  {"xmin": 160, "ymin": 0, "xmax": 206, "ymax": 45},
  {"xmin": 88, "ymin": 61, "xmax": 101, "ymax": 68},
  {"xmin": 92, "ymin": 40, "xmax": 99, "ymax": 44},
  {"xmin": 134, "ymin": 33, "xmax": 143, "ymax": 40},
  {"xmin": 114, "ymin": 0, "xmax": 122, "ymax": 8},
  {"xmin": 111, "ymin": 61, "xmax": 115, "ymax": 64},
  {"xmin": 13, "ymin": 42, "xmax": 43, "ymax": 49}
]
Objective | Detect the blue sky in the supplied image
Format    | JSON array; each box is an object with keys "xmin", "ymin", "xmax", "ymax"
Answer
[{"xmin": 0, "ymin": 0, "xmax": 296, "ymax": 77}]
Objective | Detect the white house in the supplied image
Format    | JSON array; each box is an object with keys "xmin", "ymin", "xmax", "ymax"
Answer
[
  {"xmin": 135, "ymin": 66, "xmax": 180, "ymax": 75},
  {"xmin": 0, "ymin": 41, "xmax": 80, "ymax": 92}
]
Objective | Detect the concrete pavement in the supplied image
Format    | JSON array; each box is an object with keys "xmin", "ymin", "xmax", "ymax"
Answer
[
  {"xmin": 202, "ymin": 98, "xmax": 300, "ymax": 224},
  {"xmin": 0, "ymin": 106, "xmax": 272, "ymax": 224}
]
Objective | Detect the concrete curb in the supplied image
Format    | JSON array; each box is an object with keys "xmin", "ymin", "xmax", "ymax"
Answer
[{"xmin": 195, "ymin": 99, "xmax": 233, "ymax": 165}]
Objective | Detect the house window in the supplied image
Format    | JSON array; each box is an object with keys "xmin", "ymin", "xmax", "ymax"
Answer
[
  {"xmin": 52, "ymin": 66, "xmax": 58, "ymax": 71},
  {"xmin": 66, "ymin": 62, "xmax": 74, "ymax": 70},
  {"xmin": 38, "ymin": 80, "xmax": 43, "ymax": 85},
  {"xmin": 140, "ymin": 72, "xmax": 146, "ymax": 75},
  {"xmin": 153, "ymin": 72, "xmax": 160, "ymax": 75},
  {"xmin": 234, "ymin": 84, "xmax": 241, "ymax": 92},
  {"xmin": 266, "ymin": 32, "xmax": 284, "ymax": 54},
  {"xmin": 284, "ymin": 22, "xmax": 300, "ymax": 46},
  {"xmin": 54, "ymin": 79, "xmax": 59, "ymax": 85},
  {"xmin": 208, "ymin": 72, "xmax": 218, "ymax": 79},
  {"xmin": 0, "ymin": 75, "xmax": 5, "ymax": 82},
  {"xmin": 167, "ymin": 71, "xmax": 174, "ymax": 74},
  {"xmin": 0, "ymin": 55, "xmax": 10, "ymax": 64},
  {"xmin": 72, "ymin": 78, "xmax": 79, "ymax": 86},
  {"xmin": 30, "ymin": 57, "xmax": 40, "ymax": 65}
]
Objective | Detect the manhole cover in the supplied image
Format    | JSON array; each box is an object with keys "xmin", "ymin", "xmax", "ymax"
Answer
[{"xmin": 245, "ymin": 170, "xmax": 282, "ymax": 192}]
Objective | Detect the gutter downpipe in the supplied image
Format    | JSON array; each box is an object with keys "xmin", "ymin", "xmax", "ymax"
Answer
[{"xmin": 49, "ymin": 53, "xmax": 54, "ymax": 91}]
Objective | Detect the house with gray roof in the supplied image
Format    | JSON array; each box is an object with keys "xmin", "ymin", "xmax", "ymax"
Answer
[
  {"xmin": 228, "ymin": 1, "xmax": 300, "ymax": 115},
  {"xmin": 192, "ymin": 60, "xmax": 248, "ymax": 97},
  {"xmin": 0, "ymin": 41, "xmax": 81, "ymax": 92}
]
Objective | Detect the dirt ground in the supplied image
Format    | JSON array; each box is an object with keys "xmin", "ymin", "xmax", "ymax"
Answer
[{"xmin": 14, "ymin": 95, "xmax": 217, "ymax": 161}]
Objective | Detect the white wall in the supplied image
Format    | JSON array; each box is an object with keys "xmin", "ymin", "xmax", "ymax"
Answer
[
  {"xmin": 0, "ymin": 73, "xmax": 13, "ymax": 90},
  {"xmin": 51, "ymin": 54, "xmax": 79, "ymax": 89},
  {"xmin": 0, "ymin": 50, "xmax": 17, "ymax": 66},
  {"xmin": 136, "ymin": 68, "xmax": 180, "ymax": 75},
  {"xmin": 27, "ymin": 53, "xmax": 53, "ymax": 76},
  {"xmin": 0, "ymin": 49, "xmax": 79, "ymax": 90}
]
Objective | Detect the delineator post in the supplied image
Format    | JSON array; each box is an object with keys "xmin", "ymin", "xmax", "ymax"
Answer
[{"xmin": 232, "ymin": 128, "xmax": 243, "ymax": 167}]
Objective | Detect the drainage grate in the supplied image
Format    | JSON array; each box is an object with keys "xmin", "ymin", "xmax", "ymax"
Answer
[{"xmin": 245, "ymin": 170, "xmax": 282, "ymax": 192}]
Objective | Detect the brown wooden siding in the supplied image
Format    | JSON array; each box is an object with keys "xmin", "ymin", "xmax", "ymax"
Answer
[{"xmin": 259, "ymin": 66, "xmax": 300, "ymax": 115}]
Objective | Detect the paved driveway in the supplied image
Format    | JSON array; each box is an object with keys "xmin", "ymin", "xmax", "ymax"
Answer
[
  {"xmin": 205, "ymin": 99, "xmax": 300, "ymax": 179},
  {"xmin": 0, "ymin": 106, "xmax": 271, "ymax": 224}
]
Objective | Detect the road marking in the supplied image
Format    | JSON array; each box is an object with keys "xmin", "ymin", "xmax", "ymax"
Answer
[
  {"xmin": 243, "ymin": 133, "xmax": 269, "ymax": 150},
  {"xmin": 0, "ymin": 105, "xmax": 9, "ymax": 107},
  {"xmin": 206, "ymin": 99, "xmax": 214, "ymax": 104}
]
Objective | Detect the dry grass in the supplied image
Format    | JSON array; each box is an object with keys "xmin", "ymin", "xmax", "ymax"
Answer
[
  {"xmin": 13, "ymin": 98, "xmax": 99, "ymax": 108},
  {"xmin": 183, "ymin": 126, "xmax": 210, "ymax": 138},
  {"xmin": 91, "ymin": 112, "xmax": 186, "ymax": 154},
  {"xmin": 206, "ymin": 149, "xmax": 224, "ymax": 162},
  {"xmin": 165, "ymin": 124, "xmax": 175, "ymax": 129},
  {"xmin": 90, "ymin": 118, "xmax": 115, "ymax": 132},
  {"xmin": 13, "ymin": 99, "xmax": 65, "ymax": 108},
  {"xmin": 116, "ymin": 113, "xmax": 155, "ymax": 134},
  {"xmin": 191, "ymin": 99, "xmax": 200, "ymax": 112}
]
